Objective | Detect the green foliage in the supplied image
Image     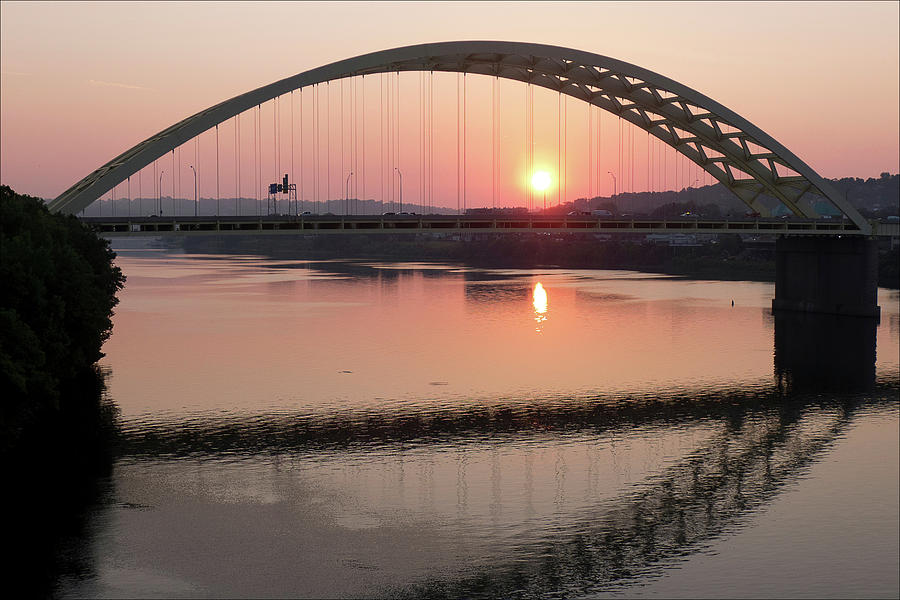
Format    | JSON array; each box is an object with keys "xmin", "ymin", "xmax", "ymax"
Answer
[{"xmin": 0, "ymin": 185, "xmax": 125, "ymax": 450}]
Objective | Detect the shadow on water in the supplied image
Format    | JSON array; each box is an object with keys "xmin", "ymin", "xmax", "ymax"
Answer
[
  {"xmin": 4, "ymin": 368, "xmax": 120, "ymax": 598},
  {"xmin": 28, "ymin": 311, "xmax": 896, "ymax": 597},
  {"xmin": 774, "ymin": 311, "xmax": 878, "ymax": 393},
  {"xmin": 390, "ymin": 402, "xmax": 882, "ymax": 599},
  {"xmin": 111, "ymin": 388, "xmax": 896, "ymax": 598},
  {"xmin": 381, "ymin": 310, "xmax": 889, "ymax": 598}
]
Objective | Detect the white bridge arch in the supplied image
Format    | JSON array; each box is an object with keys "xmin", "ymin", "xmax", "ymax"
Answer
[{"xmin": 49, "ymin": 40, "xmax": 870, "ymax": 234}]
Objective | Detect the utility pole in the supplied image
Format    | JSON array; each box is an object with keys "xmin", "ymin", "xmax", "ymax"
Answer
[
  {"xmin": 345, "ymin": 171, "xmax": 353, "ymax": 215},
  {"xmin": 159, "ymin": 170, "xmax": 165, "ymax": 216},
  {"xmin": 608, "ymin": 171, "xmax": 616, "ymax": 214},
  {"xmin": 395, "ymin": 167, "xmax": 403, "ymax": 213},
  {"xmin": 189, "ymin": 165, "xmax": 198, "ymax": 217}
]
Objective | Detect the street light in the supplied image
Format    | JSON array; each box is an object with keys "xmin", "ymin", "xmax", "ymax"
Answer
[
  {"xmin": 159, "ymin": 170, "xmax": 165, "ymax": 216},
  {"xmin": 189, "ymin": 165, "xmax": 198, "ymax": 217},
  {"xmin": 345, "ymin": 171, "xmax": 354, "ymax": 216},
  {"xmin": 395, "ymin": 167, "xmax": 403, "ymax": 213}
]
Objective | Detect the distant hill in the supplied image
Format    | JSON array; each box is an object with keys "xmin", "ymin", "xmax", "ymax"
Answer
[
  {"xmin": 65, "ymin": 173, "xmax": 899, "ymax": 219},
  {"xmin": 562, "ymin": 172, "xmax": 899, "ymax": 219}
]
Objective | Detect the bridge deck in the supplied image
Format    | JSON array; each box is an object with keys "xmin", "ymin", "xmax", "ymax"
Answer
[{"xmin": 81, "ymin": 215, "xmax": 900, "ymax": 237}]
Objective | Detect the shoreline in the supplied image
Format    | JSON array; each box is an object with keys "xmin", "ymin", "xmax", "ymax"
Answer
[{"xmin": 109, "ymin": 232, "xmax": 898, "ymax": 289}]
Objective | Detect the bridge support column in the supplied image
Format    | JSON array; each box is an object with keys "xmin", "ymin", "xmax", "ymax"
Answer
[{"xmin": 772, "ymin": 236, "xmax": 880, "ymax": 318}]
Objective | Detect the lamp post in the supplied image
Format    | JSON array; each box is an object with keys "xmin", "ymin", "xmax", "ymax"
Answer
[
  {"xmin": 158, "ymin": 170, "xmax": 165, "ymax": 216},
  {"xmin": 607, "ymin": 171, "xmax": 617, "ymax": 214},
  {"xmin": 189, "ymin": 165, "xmax": 198, "ymax": 217},
  {"xmin": 395, "ymin": 167, "xmax": 403, "ymax": 213},
  {"xmin": 345, "ymin": 171, "xmax": 353, "ymax": 216}
]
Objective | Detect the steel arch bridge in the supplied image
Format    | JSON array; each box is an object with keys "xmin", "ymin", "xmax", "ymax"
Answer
[{"xmin": 48, "ymin": 40, "xmax": 871, "ymax": 234}]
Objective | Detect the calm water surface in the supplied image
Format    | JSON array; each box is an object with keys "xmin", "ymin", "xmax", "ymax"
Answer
[{"xmin": 55, "ymin": 250, "xmax": 899, "ymax": 598}]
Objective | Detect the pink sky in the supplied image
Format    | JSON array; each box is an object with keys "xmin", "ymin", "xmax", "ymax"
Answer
[{"xmin": 1, "ymin": 1, "xmax": 898, "ymax": 205}]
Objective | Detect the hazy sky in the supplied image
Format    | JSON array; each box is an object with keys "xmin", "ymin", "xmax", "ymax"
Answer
[{"xmin": 1, "ymin": 1, "xmax": 898, "ymax": 203}]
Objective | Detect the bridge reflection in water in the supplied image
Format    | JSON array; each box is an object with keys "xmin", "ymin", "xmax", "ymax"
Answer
[{"xmin": 94, "ymin": 312, "xmax": 887, "ymax": 597}]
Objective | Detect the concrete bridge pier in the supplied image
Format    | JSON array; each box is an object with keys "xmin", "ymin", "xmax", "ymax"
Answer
[{"xmin": 772, "ymin": 235, "xmax": 880, "ymax": 318}]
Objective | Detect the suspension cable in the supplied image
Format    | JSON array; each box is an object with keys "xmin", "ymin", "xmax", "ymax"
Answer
[
  {"xmin": 380, "ymin": 74, "xmax": 384, "ymax": 210},
  {"xmin": 360, "ymin": 75, "xmax": 368, "ymax": 213},
  {"xmin": 395, "ymin": 71, "xmax": 400, "ymax": 212},
  {"xmin": 351, "ymin": 76, "xmax": 356, "ymax": 214},
  {"xmin": 588, "ymin": 104, "xmax": 593, "ymax": 202},
  {"xmin": 216, "ymin": 124, "xmax": 220, "ymax": 216},
  {"xmin": 563, "ymin": 94, "xmax": 567, "ymax": 207},
  {"xmin": 420, "ymin": 71, "xmax": 424, "ymax": 211},
  {"xmin": 297, "ymin": 88, "xmax": 306, "ymax": 212},
  {"xmin": 255, "ymin": 104, "xmax": 260, "ymax": 215},
  {"xmin": 349, "ymin": 77, "xmax": 353, "ymax": 214},
  {"xmin": 492, "ymin": 76, "xmax": 496, "ymax": 209},
  {"xmin": 237, "ymin": 113, "xmax": 242, "ymax": 215},
  {"xmin": 196, "ymin": 137, "xmax": 200, "ymax": 216},
  {"xmin": 427, "ymin": 71, "xmax": 431, "ymax": 213},
  {"xmin": 497, "ymin": 76, "xmax": 501, "ymax": 209},
  {"xmin": 525, "ymin": 82, "xmax": 530, "ymax": 211},
  {"xmin": 428, "ymin": 71, "xmax": 434, "ymax": 213},
  {"xmin": 315, "ymin": 85, "xmax": 319, "ymax": 212},
  {"xmin": 175, "ymin": 147, "xmax": 179, "ymax": 215},
  {"xmin": 234, "ymin": 115, "xmax": 239, "ymax": 214},
  {"xmin": 523, "ymin": 81, "xmax": 527, "ymax": 210},
  {"xmin": 618, "ymin": 116, "xmax": 622, "ymax": 201},
  {"xmin": 676, "ymin": 148, "xmax": 679, "ymax": 194},
  {"xmin": 387, "ymin": 75, "xmax": 397, "ymax": 211},
  {"xmin": 340, "ymin": 80, "xmax": 344, "ymax": 215},
  {"xmin": 290, "ymin": 91, "xmax": 294, "ymax": 215},
  {"xmin": 631, "ymin": 123, "xmax": 635, "ymax": 195},
  {"xmin": 327, "ymin": 82, "xmax": 331, "ymax": 211},
  {"xmin": 386, "ymin": 74, "xmax": 397, "ymax": 211},
  {"xmin": 597, "ymin": 102, "xmax": 602, "ymax": 198},
  {"xmin": 275, "ymin": 96, "xmax": 280, "ymax": 197}
]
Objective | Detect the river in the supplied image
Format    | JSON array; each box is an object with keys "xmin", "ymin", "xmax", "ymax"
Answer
[{"xmin": 51, "ymin": 249, "xmax": 899, "ymax": 598}]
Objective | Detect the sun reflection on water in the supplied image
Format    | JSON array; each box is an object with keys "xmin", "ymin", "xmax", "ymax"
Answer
[{"xmin": 533, "ymin": 282, "xmax": 548, "ymax": 332}]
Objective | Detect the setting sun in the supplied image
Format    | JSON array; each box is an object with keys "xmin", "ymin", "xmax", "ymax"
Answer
[{"xmin": 531, "ymin": 171, "xmax": 552, "ymax": 192}]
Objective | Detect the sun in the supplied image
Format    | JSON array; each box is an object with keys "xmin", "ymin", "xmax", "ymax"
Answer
[{"xmin": 531, "ymin": 171, "xmax": 551, "ymax": 192}]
